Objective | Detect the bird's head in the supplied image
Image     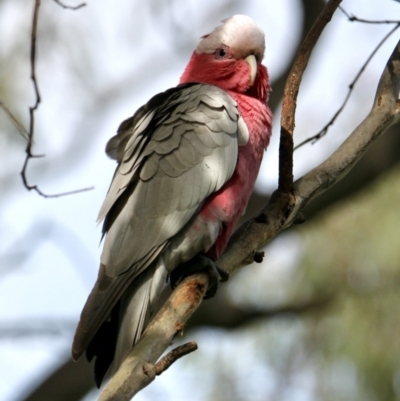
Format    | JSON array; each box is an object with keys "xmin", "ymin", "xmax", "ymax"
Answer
[{"xmin": 180, "ymin": 15, "xmax": 270, "ymax": 103}]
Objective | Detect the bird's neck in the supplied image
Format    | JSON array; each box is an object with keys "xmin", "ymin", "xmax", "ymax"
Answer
[
  {"xmin": 180, "ymin": 52, "xmax": 271, "ymax": 105},
  {"xmin": 230, "ymin": 91, "xmax": 273, "ymax": 152}
]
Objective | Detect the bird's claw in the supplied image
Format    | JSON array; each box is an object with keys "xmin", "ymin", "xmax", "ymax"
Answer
[{"xmin": 169, "ymin": 254, "xmax": 229, "ymax": 299}]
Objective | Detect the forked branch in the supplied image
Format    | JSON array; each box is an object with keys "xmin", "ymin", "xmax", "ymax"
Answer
[
  {"xmin": 278, "ymin": 0, "xmax": 343, "ymax": 192},
  {"xmin": 16, "ymin": 0, "xmax": 93, "ymax": 197},
  {"xmin": 98, "ymin": 274, "xmax": 209, "ymax": 401},
  {"xmin": 295, "ymin": 9, "xmax": 400, "ymax": 150}
]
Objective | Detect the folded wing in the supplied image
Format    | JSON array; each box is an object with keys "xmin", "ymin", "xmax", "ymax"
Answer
[{"xmin": 72, "ymin": 83, "xmax": 248, "ymax": 360}]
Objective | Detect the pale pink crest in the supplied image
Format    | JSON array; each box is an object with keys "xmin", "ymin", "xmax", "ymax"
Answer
[{"xmin": 196, "ymin": 15, "xmax": 265, "ymax": 61}]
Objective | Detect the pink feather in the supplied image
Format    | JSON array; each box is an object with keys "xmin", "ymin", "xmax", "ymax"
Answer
[{"xmin": 180, "ymin": 46, "xmax": 273, "ymax": 259}]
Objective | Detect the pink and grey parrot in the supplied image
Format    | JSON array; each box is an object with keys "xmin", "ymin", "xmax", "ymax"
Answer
[{"xmin": 72, "ymin": 15, "xmax": 272, "ymax": 386}]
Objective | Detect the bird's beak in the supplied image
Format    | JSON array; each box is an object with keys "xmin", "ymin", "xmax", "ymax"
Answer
[{"xmin": 245, "ymin": 54, "xmax": 257, "ymax": 86}]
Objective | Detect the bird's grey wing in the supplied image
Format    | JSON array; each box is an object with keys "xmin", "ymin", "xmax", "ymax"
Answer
[
  {"xmin": 101, "ymin": 84, "xmax": 249, "ymax": 274},
  {"xmin": 72, "ymin": 83, "xmax": 249, "ymax": 360}
]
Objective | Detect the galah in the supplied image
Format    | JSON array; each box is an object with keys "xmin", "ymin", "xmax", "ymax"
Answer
[{"xmin": 72, "ymin": 14, "xmax": 272, "ymax": 387}]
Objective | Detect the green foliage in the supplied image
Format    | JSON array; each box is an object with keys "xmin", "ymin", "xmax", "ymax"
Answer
[{"xmin": 294, "ymin": 163, "xmax": 400, "ymax": 400}]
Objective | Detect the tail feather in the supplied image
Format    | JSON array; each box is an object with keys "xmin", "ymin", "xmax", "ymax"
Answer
[{"xmin": 112, "ymin": 258, "xmax": 168, "ymax": 373}]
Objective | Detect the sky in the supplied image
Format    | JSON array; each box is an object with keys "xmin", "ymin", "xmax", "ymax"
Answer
[{"xmin": 0, "ymin": 0, "xmax": 399, "ymax": 400}]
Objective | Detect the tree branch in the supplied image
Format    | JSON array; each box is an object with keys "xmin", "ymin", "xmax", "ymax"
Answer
[
  {"xmin": 53, "ymin": 0, "xmax": 86, "ymax": 10},
  {"xmin": 154, "ymin": 341, "xmax": 198, "ymax": 376},
  {"xmin": 98, "ymin": 274, "xmax": 209, "ymax": 401},
  {"xmin": 0, "ymin": 100, "xmax": 30, "ymax": 141},
  {"xmin": 339, "ymin": 6, "xmax": 400, "ymax": 24},
  {"xmin": 219, "ymin": 39, "xmax": 400, "ymax": 278},
  {"xmin": 295, "ymin": 22, "xmax": 400, "ymax": 150},
  {"xmin": 19, "ymin": 0, "xmax": 93, "ymax": 198},
  {"xmin": 279, "ymin": 0, "xmax": 343, "ymax": 192},
  {"xmin": 292, "ymin": 41, "xmax": 400, "ymax": 208}
]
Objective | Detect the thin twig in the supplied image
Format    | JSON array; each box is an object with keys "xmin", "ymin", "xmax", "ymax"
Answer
[
  {"xmin": 53, "ymin": 0, "xmax": 86, "ymax": 10},
  {"xmin": 278, "ymin": 0, "xmax": 342, "ymax": 193},
  {"xmin": 32, "ymin": 186, "xmax": 95, "ymax": 198},
  {"xmin": 154, "ymin": 342, "xmax": 198, "ymax": 376},
  {"xmin": 0, "ymin": 100, "xmax": 30, "ymax": 140},
  {"xmin": 20, "ymin": 0, "xmax": 41, "ymax": 190},
  {"xmin": 20, "ymin": 0, "xmax": 93, "ymax": 198},
  {"xmin": 294, "ymin": 23, "xmax": 400, "ymax": 151},
  {"xmin": 339, "ymin": 6, "xmax": 400, "ymax": 24}
]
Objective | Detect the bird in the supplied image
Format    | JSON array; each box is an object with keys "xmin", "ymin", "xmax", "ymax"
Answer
[{"xmin": 72, "ymin": 14, "xmax": 273, "ymax": 387}]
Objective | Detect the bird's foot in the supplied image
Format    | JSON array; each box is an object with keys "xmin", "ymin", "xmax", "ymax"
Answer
[{"xmin": 169, "ymin": 254, "xmax": 229, "ymax": 299}]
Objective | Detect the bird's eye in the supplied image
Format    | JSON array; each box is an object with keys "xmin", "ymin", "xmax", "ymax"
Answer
[{"xmin": 215, "ymin": 46, "xmax": 229, "ymax": 59}]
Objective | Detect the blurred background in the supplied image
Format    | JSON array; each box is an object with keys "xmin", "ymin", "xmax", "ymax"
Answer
[{"xmin": 1, "ymin": 0, "xmax": 400, "ymax": 400}]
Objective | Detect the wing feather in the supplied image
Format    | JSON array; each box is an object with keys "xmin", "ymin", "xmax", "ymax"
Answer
[
  {"xmin": 102, "ymin": 84, "xmax": 241, "ymax": 273},
  {"xmin": 73, "ymin": 83, "xmax": 247, "ymax": 360}
]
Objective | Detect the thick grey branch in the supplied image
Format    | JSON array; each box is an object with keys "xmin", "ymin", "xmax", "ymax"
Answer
[{"xmin": 97, "ymin": 274, "xmax": 209, "ymax": 401}]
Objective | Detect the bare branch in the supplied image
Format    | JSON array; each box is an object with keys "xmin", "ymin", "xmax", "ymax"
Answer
[
  {"xmin": 292, "ymin": 40, "xmax": 400, "ymax": 206},
  {"xmin": 20, "ymin": 0, "xmax": 41, "ymax": 191},
  {"xmin": 98, "ymin": 274, "xmax": 209, "ymax": 401},
  {"xmin": 279, "ymin": 0, "xmax": 342, "ymax": 193},
  {"xmin": 339, "ymin": 6, "xmax": 400, "ymax": 24},
  {"xmin": 0, "ymin": 100, "xmax": 30, "ymax": 140},
  {"xmin": 53, "ymin": 0, "xmax": 86, "ymax": 10},
  {"xmin": 25, "ymin": 185, "xmax": 95, "ymax": 198},
  {"xmin": 295, "ymin": 23, "xmax": 400, "ymax": 150},
  {"xmin": 19, "ymin": 0, "xmax": 93, "ymax": 198},
  {"xmin": 154, "ymin": 342, "xmax": 198, "ymax": 376}
]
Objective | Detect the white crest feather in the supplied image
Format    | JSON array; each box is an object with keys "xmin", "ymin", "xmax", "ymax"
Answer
[{"xmin": 196, "ymin": 15, "xmax": 265, "ymax": 60}]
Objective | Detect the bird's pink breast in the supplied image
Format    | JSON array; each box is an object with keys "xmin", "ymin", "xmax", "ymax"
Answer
[{"xmin": 200, "ymin": 93, "xmax": 272, "ymax": 259}]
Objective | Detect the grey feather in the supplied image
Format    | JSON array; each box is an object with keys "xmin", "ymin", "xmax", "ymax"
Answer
[
  {"xmin": 154, "ymin": 134, "xmax": 182, "ymax": 155},
  {"xmin": 73, "ymin": 83, "xmax": 248, "ymax": 376},
  {"xmin": 112, "ymin": 258, "xmax": 168, "ymax": 372}
]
